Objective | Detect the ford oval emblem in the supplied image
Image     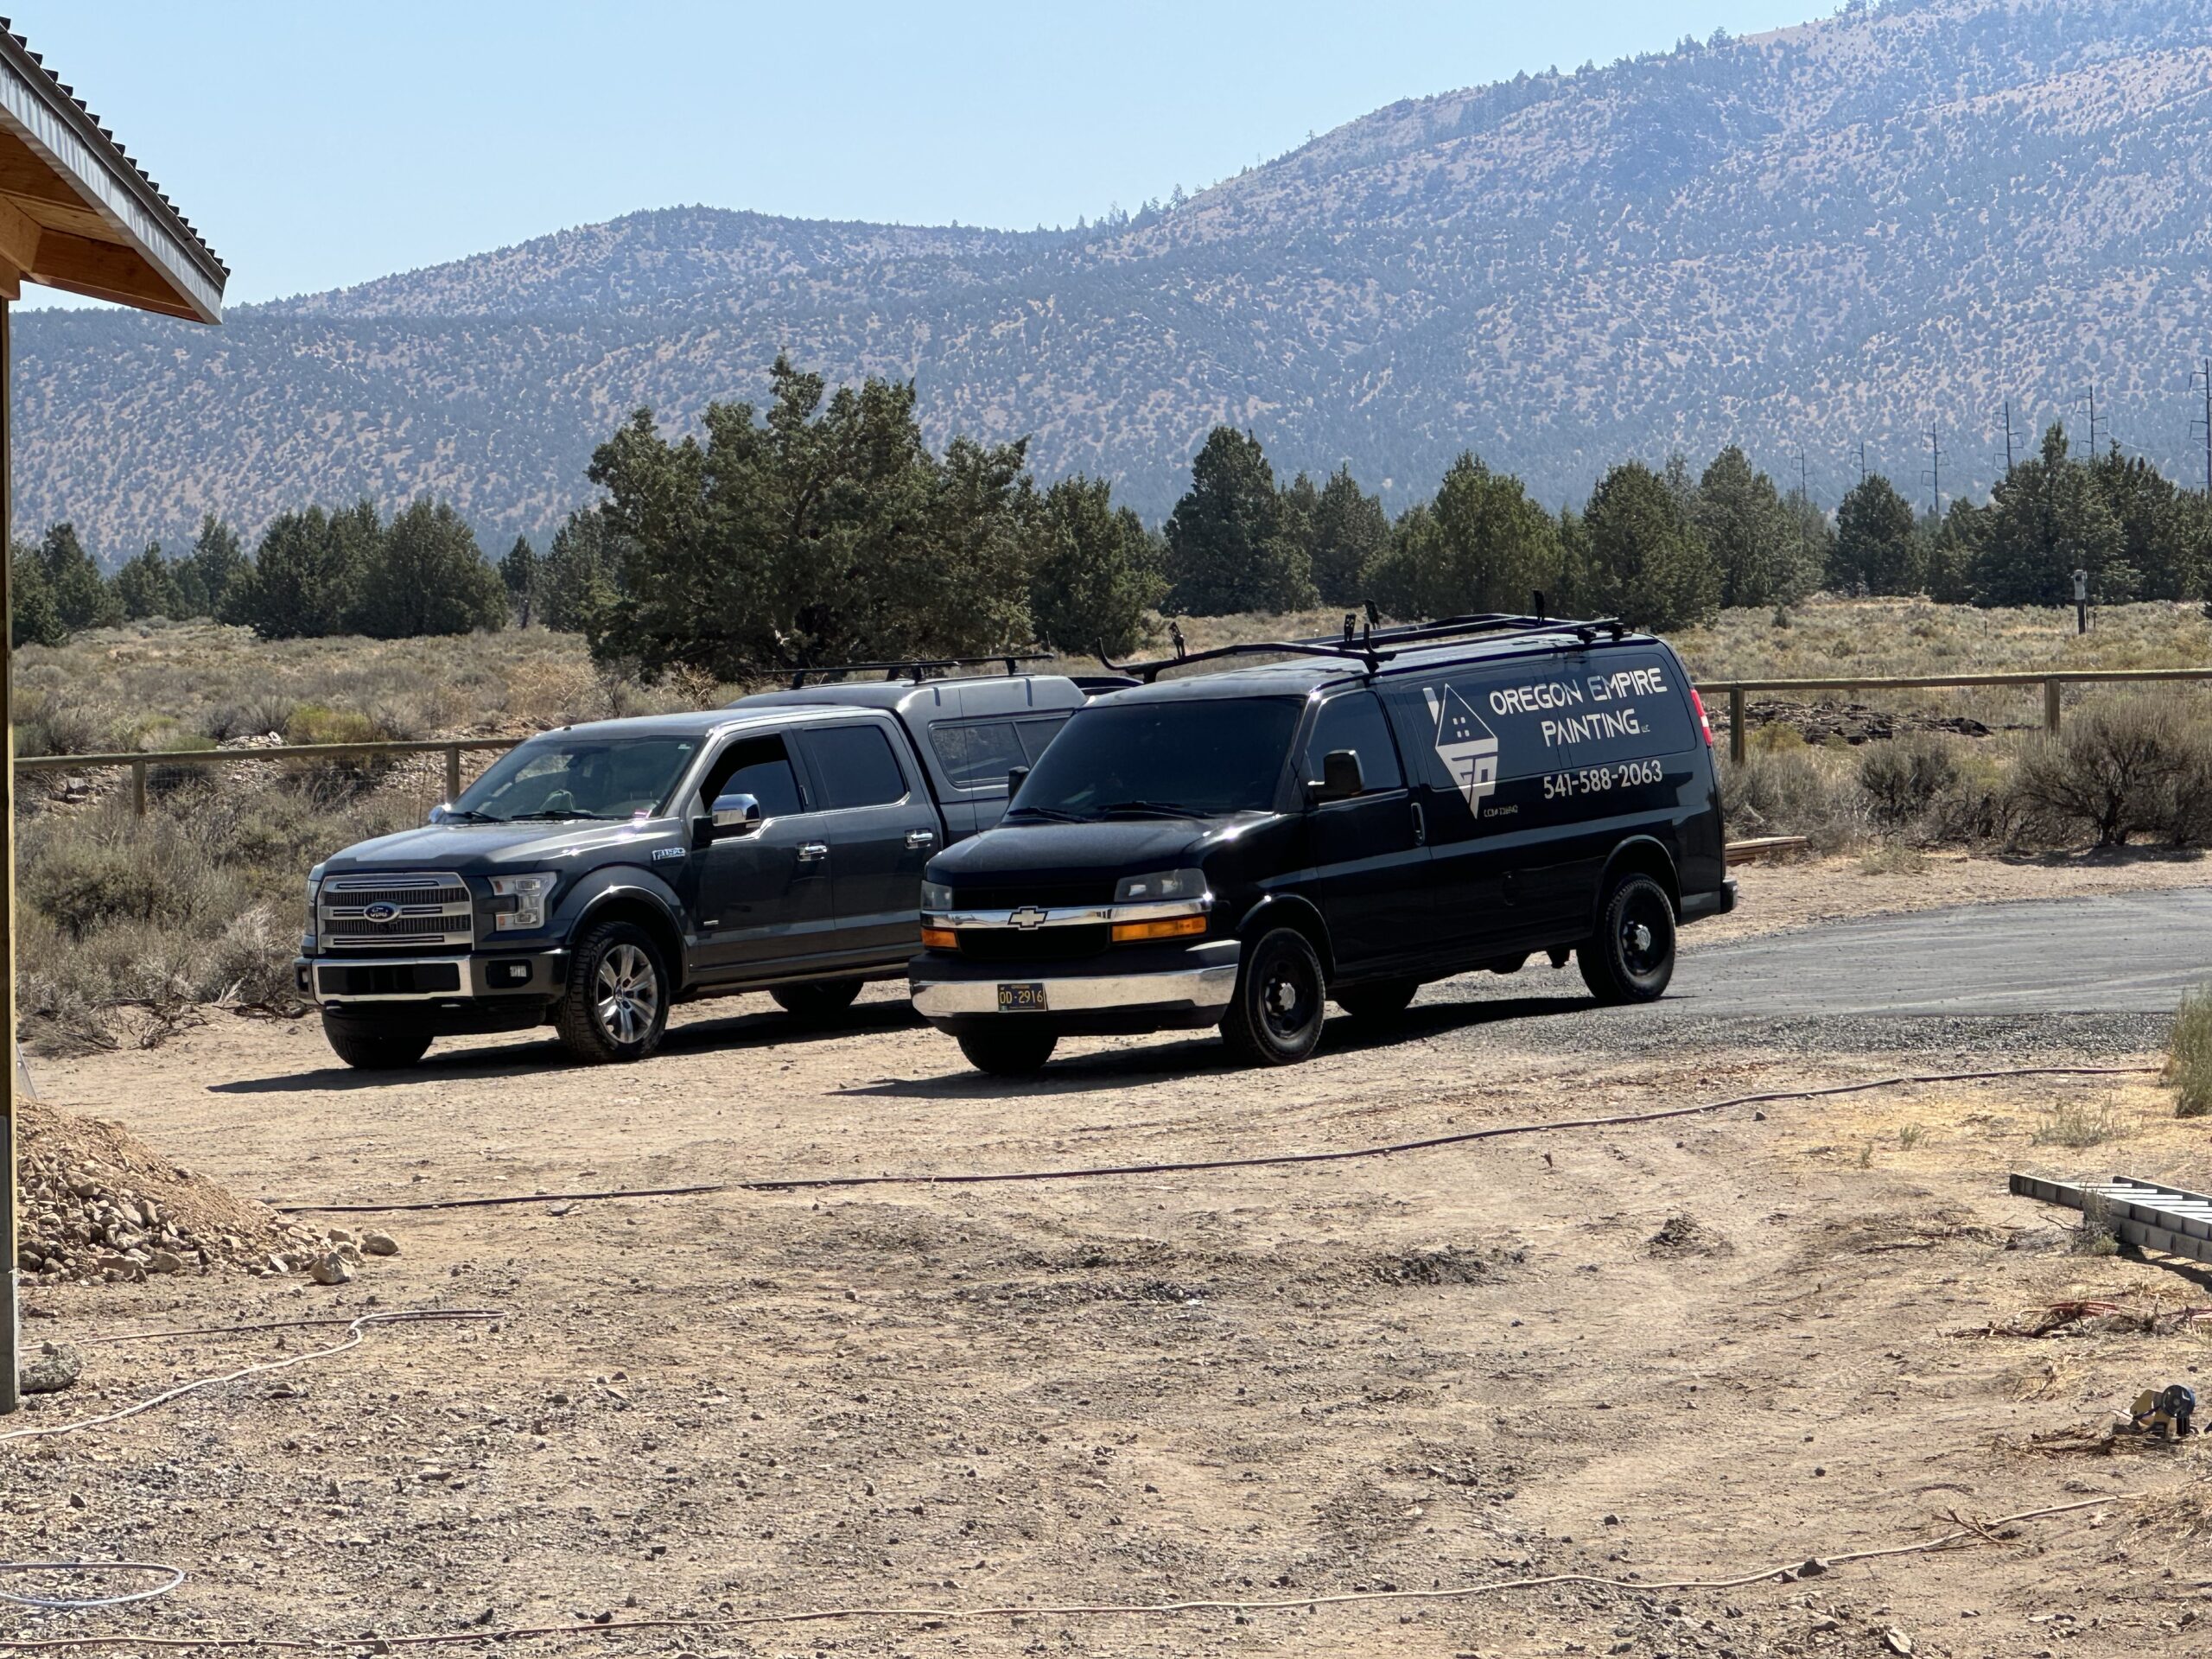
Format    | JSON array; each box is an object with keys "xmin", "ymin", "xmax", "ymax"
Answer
[{"xmin": 363, "ymin": 902, "xmax": 400, "ymax": 925}]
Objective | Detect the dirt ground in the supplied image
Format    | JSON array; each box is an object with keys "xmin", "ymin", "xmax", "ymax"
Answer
[{"xmin": 10, "ymin": 854, "xmax": 2212, "ymax": 1658}]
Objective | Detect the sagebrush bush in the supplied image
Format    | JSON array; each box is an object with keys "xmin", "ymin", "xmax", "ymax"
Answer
[
  {"xmin": 1859, "ymin": 736, "xmax": 1960, "ymax": 826},
  {"xmin": 1719, "ymin": 743, "xmax": 1871, "ymax": 851},
  {"xmin": 2012, "ymin": 700, "xmax": 2212, "ymax": 848},
  {"xmin": 2169, "ymin": 985, "xmax": 2212, "ymax": 1118}
]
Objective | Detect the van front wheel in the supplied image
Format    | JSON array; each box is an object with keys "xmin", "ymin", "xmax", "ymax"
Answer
[
  {"xmin": 1579, "ymin": 874, "xmax": 1676, "ymax": 1005},
  {"xmin": 1222, "ymin": 927, "xmax": 1326, "ymax": 1066}
]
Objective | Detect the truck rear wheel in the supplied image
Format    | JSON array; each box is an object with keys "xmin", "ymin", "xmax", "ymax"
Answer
[
  {"xmin": 1579, "ymin": 873, "xmax": 1676, "ymax": 1005},
  {"xmin": 1221, "ymin": 927, "xmax": 1326, "ymax": 1066},
  {"xmin": 321, "ymin": 1014, "xmax": 433, "ymax": 1071},
  {"xmin": 771, "ymin": 978, "xmax": 865, "ymax": 1025},
  {"xmin": 555, "ymin": 919, "xmax": 671, "ymax": 1064},
  {"xmin": 957, "ymin": 1028, "xmax": 1058, "ymax": 1076}
]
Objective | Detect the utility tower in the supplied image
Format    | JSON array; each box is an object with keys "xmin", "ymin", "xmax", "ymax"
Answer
[
  {"xmin": 2075, "ymin": 385, "xmax": 2101, "ymax": 458},
  {"xmin": 2191, "ymin": 359, "xmax": 2212, "ymax": 492},
  {"xmin": 2000, "ymin": 399, "xmax": 2016, "ymax": 480},
  {"xmin": 1923, "ymin": 425, "xmax": 1944, "ymax": 518}
]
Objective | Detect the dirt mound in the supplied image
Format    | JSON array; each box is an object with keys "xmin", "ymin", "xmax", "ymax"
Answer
[
  {"xmin": 1740, "ymin": 697, "xmax": 1999, "ymax": 746},
  {"xmin": 12, "ymin": 1097, "xmax": 332, "ymax": 1283},
  {"xmin": 1646, "ymin": 1213, "xmax": 1733, "ymax": 1258}
]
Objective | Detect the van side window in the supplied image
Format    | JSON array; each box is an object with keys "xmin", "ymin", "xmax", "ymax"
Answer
[
  {"xmin": 1305, "ymin": 692, "xmax": 1403, "ymax": 791},
  {"xmin": 804, "ymin": 725, "xmax": 911, "ymax": 810},
  {"xmin": 701, "ymin": 736, "xmax": 804, "ymax": 818},
  {"xmin": 930, "ymin": 720, "xmax": 1027, "ymax": 791},
  {"xmin": 1014, "ymin": 715, "xmax": 1070, "ymax": 764}
]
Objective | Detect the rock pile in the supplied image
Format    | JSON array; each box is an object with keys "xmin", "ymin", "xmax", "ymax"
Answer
[{"xmin": 12, "ymin": 1098, "xmax": 385, "ymax": 1285}]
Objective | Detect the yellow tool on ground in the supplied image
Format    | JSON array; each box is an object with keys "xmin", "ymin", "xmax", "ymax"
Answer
[{"xmin": 2128, "ymin": 1384, "xmax": 2196, "ymax": 1440}]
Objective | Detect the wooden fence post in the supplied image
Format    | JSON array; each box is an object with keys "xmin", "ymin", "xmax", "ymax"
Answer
[
  {"xmin": 2044, "ymin": 678, "xmax": 2063, "ymax": 734},
  {"xmin": 131, "ymin": 760, "xmax": 147, "ymax": 818},
  {"xmin": 1728, "ymin": 686, "xmax": 1746, "ymax": 764},
  {"xmin": 444, "ymin": 744, "xmax": 461, "ymax": 805}
]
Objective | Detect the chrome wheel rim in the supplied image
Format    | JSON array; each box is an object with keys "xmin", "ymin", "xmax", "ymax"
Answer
[{"xmin": 595, "ymin": 943, "xmax": 659, "ymax": 1045}]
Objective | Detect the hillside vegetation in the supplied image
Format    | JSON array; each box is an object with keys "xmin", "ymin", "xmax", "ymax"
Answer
[{"xmin": 21, "ymin": 0, "xmax": 2212, "ymax": 555}]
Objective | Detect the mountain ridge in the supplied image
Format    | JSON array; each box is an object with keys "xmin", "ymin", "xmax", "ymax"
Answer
[{"xmin": 19, "ymin": 0, "xmax": 2212, "ymax": 563}]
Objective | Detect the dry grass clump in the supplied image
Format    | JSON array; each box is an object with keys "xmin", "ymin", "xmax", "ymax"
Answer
[
  {"xmin": 2168, "ymin": 986, "xmax": 2212, "ymax": 1120},
  {"xmin": 2031, "ymin": 1100, "xmax": 2131, "ymax": 1149}
]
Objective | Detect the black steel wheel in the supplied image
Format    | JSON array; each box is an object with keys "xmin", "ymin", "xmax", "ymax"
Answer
[
  {"xmin": 1221, "ymin": 926, "xmax": 1326, "ymax": 1066},
  {"xmin": 1578, "ymin": 873, "xmax": 1676, "ymax": 1005},
  {"xmin": 1333, "ymin": 977, "xmax": 1419, "ymax": 1023},
  {"xmin": 555, "ymin": 919, "xmax": 670, "ymax": 1063}
]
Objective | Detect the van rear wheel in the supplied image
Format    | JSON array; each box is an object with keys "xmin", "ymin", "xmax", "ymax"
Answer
[
  {"xmin": 1221, "ymin": 927, "xmax": 1327, "ymax": 1066},
  {"xmin": 1579, "ymin": 873, "xmax": 1676, "ymax": 1005},
  {"xmin": 1334, "ymin": 978, "xmax": 1419, "ymax": 1023}
]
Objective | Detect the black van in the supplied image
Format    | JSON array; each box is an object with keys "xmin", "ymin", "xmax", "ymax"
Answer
[{"xmin": 908, "ymin": 614, "xmax": 1734, "ymax": 1074}]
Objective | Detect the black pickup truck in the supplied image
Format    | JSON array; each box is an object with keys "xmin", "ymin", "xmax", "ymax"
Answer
[
  {"xmin": 296, "ymin": 664, "xmax": 1118, "ymax": 1070},
  {"xmin": 911, "ymin": 613, "xmax": 1734, "ymax": 1075}
]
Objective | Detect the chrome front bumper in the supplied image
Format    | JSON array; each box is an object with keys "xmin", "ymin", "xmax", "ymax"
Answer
[{"xmin": 911, "ymin": 961, "xmax": 1239, "ymax": 1019}]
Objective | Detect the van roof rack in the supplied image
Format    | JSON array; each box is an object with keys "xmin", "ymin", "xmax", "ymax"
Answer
[
  {"xmin": 786, "ymin": 652, "xmax": 1053, "ymax": 690},
  {"xmin": 1099, "ymin": 608, "xmax": 1627, "ymax": 684}
]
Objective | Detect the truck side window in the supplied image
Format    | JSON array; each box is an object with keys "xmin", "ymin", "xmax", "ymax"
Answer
[
  {"xmin": 804, "ymin": 725, "xmax": 911, "ymax": 810},
  {"xmin": 1014, "ymin": 715, "xmax": 1070, "ymax": 763},
  {"xmin": 1304, "ymin": 691, "xmax": 1402, "ymax": 791},
  {"xmin": 700, "ymin": 736, "xmax": 804, "ymax": 819},
  {"xmin": 930, "ymin": 720, "xmax": 1027, "ymax": 791}
]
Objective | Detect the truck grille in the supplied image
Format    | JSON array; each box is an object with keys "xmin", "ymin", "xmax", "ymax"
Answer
[{"xmin": 319, "ymin": 872, "xmax": 473, "ymax": 950}]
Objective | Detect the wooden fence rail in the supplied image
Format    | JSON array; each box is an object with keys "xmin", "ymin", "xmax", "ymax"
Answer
[
  {"xmin": 1691, "ymin": 666, "xmax": 2212, "ymax": 763},
  {"xmin": 10, "ymin": 664, "xmax": 2212, "ymax": 811}
]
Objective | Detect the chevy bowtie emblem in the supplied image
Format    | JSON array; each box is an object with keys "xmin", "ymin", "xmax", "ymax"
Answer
[
  {"xmin": 1008, "ymin": 906, "xmax": 1049, "ymax": 931},
  {"xmin": 363, "ymin": 902, "xmax": 400, "ymax": 925}
]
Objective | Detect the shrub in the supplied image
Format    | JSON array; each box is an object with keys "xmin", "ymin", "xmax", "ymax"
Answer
[
  {"xmin": 283, "ymin": 704, "xmax": 389, "ymax": 747},
  {"xmin": 1719, "ymin": 745, "xmax": 1870, "ymax": 851},
  {"xmin": 1858, "ymin": 736, "xmax": 1960, "ymax": 827},
  {"xmin": 2031, "ymin": 1100, "xmax": 2128, "ymax": 1147},
  {"xmin": 2011, "ymin": 700, "xmax": 2202, "ymax": 847},
  {"xmin": 2169, "ymin": 985, "xmax": 2212, "ymax": 1118}
]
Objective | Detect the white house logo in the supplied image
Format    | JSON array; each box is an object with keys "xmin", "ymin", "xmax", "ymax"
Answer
[
  {"xmin": 363, "ymin": 902, "xmax": 400, "ymax": 925},
  {"xmin": 1423, "ymin": 683, "xmax": 1500, "ymax": 808},
  {"xmin": 1008, "ymin": 906, "xmax": 1050, "ymax": 931}
]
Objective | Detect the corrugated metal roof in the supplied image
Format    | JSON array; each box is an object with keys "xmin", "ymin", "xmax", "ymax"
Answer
[{"xmin": 0, "ymin": 15, "xmax": 226, "ymax": 282}]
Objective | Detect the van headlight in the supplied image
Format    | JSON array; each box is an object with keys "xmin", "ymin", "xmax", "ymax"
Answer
[
  {"xmin": 920, "ymin": 880, "xmax": 955, "ymax": 913},
  {"xmin": 490, "ymin": 872, "xmax": 556, "ymax": 931},
  {"xmin": 1114, "ymin": 868, "xmax": 1206, "ymax": 905}
]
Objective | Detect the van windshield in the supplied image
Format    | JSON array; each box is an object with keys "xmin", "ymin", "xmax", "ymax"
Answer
[
  {"xmin": 1009, "ymin": 697, "xmax": 1300, "ymax": 820},
  {"xmin": 450, "ymin": 736, "xmax": 699, "ymax": 823}
]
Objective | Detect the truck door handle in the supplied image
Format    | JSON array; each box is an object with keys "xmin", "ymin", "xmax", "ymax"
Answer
[
  {"xmin": 797, "ymin": 842, "xmax": 830, "ymax": 863},
  {"xmin": 1410, "ymin": 803, "xmax": 1427, "ymax": 846},
  {"xmin": 905, "ymin": 830, "xmax": 937, "ymax": 849}
]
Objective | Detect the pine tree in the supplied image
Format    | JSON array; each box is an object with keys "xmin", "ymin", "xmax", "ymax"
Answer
[
  {"xmin": 539, "ymin": 506, "xmax": 627, "ymax": 635},
  {"xmin": 1970, "ymin": 425, "xmax": 2126, "ymax": 607},
  {"xmin": 182, "ymin": 514, "xmax": 249, "ymax": 619},
  {"xmin": 10, "ymin": 542, "xmax": 66, "ymax": 647},
  {"xmin": 1830, "ymin": 474, "xmax": 1922, "ymax": 595},
  {"xmin": 36, "ymin": 523, "xmax": 121, "ymax": 632},
  {"xmin": 1302, "ymin": 465, "xmax": 1389, "ymax": 607},
  {"xmin": 1577, "ymin": 461, "xmax": 1721, "ymax": 630},
  {"xmin": 1368, "ymin": 453, "xmax": 1561, "ymax": 618},
  {"xmin": 352, "ymin": 499, "xmax": 508, "ymax": 639},
  {"xmin": 2091, "ymin": 445, "xmax": 2183, "ymax": 601},
  {"xmin": 1693, "ymin": 447, "xmax": 1806, "ymax": 607},
  {"xmin": 1163, "ymin": 427, "xmax": 1317, "ymax": 615},
  {"xmin": 499, "ymin": 535, "xmax": 541, "ymax": 627},
  {"xmin": 1028, "ymin": 474, "xmax": 1164, "ymax": 655},
  {"xmin": 226, "ymin": 502, "xmax": 377, "ymax": 639},
  {"xmin": 112, "ymin": 542, "xmax": 183, "ymax": 620}
]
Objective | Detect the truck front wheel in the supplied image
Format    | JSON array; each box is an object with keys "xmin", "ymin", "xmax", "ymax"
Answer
[
  {"xmin": 771, "ymin": 978, "xmax": 865, "ymax": 1025},
  {"xmin": 957, "ymin": 1028, "xmax": 1058, "ymax": 1076},
  {"xmin": 555, "ymin": 920, "xmax": 671, "ymax": 1064},
  {"xmin": 321, "ymin": 1014, "xmax": 434, "ymax": 1071}
]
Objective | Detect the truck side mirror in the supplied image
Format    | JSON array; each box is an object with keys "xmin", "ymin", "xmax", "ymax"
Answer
[
  {"xmin": 1313, "ymin": 749, "xmax": 1364, "ymax": 804},
  {"xmin": 709, "ymin": 793, "xmax": 763, "ymax": 837},
  {"xmin": 1007, "ymin": 765, "xmax": 1030, "ymax": 798}
]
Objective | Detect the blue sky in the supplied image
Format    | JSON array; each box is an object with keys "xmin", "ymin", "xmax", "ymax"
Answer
[{"xmin": 28, "ymin": 2, "xmax": 1817, "ymax": 308}]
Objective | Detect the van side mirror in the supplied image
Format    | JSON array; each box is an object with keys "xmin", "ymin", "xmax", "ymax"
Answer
[
  {"xmin": 427, "ymin": 801, "xmax": 451, "ymax": 825},
  {"xmin": 1313, "ymin": 749, "xmax": 1365, "ymax": 804},
  {"xmin": 1007, "ymin": 765, "xmax": 1030, "ymax": 798},
  {"xmin": 709, "ymin": 793, "xmax": 763, "ymax": 837}
]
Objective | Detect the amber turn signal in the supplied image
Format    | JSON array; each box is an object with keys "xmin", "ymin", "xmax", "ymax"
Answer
[
  {"xmin": 920, "ymin": 925, "xmax": 959, "ymax": 950},
  {"xmin": 1110, "ymin": 914, "xmax": 1208, "ymax": 944}
]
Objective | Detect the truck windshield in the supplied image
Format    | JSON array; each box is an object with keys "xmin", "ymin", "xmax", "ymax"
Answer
[
  {"xmin": 453, "ymin": 736, "xmax": 700, "ymax": 823},
  {"xmin": 1010, "ymin": 697, "xmax": 1299, "ymax": 820}
]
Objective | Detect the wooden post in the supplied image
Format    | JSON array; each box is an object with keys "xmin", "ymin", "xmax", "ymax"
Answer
[
  {"xmin": 444, "ymin": 743, "xmax": 461, "ymax": 806},
  {"xmin": 131, "ymin": 759, "xmax": 147, "ymax": 818},
  {"xmin": 1728, "ymin": 685, "xmax": 1746, "ymax": 765},
  {"xmin": 3, "ymin": 299, "xmax": 18, "ymax": 1415},
  {"xmin": 2044, "ymin": 677, "xmax": 2063, "ymax": 734}
]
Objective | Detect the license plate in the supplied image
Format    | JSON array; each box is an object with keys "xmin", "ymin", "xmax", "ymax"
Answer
[{"xmin": 997, "ymin": 982, "xmax": 1048, "ymax": 1012}]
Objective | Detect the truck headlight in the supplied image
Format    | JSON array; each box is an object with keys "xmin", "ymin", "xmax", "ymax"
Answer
[
  {"xmin": 305, "ymin": 868, "xmax": 323, "ymax": 944},
  {"xmin": 920, "ymin": 880, "xmax": 954, "ymax": 913},
  {"xmin": 490, "ymin": 872, "xmax": 556, "ymax": 931},
  {"xmin": 1114, "ymin": 868, "xmax": 1206, "ymax": 905}
]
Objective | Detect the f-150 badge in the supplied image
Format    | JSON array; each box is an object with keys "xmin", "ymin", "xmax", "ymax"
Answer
[{"xmin": 1424, "ymin": 683, "xmax": 1499, "ymax": 808}]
